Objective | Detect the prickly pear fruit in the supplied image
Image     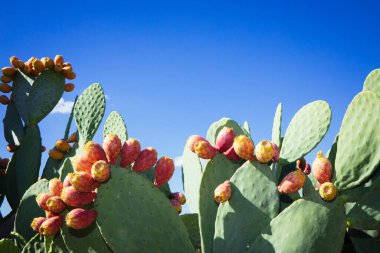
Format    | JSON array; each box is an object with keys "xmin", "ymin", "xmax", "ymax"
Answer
[
  {"xmin": 10, "ymin": 56, "xmax": 24, "ymax": 68},
  {"xmin": 223, "ymin": 146, "xmax": 240, "ymax": 161},
  {"xmin": 194, "ymin": 141, "xmax": 216, "ymax": 159},
  {"xmin": 69, "ymin": 172, "xmax": 100, "ymax": 192},
  {"xmin": 49, "ymin": 149, "xmax": 64, "ymax": 160},
  {"xmin": 39, "ymin": 216, "xmax": 63, "ymax": 236},
  {"xmin": 272, "ymin": 142, "xmax": 279, "ymax": 162},
  {"xmin": 319, "ymin": 182, "xmax": 337, "ymax": 201},
  {"xmin": 41, "ymin": 57, "xmax": 54, "ymax": 69},
  {"xmin": 170, "ymin": 199, "xmax": 182, "ymax": 214},
  {"xmin": 55, "ymin": 139, "xmax": 71, "ymax": 152},
  {"xmin": 0, "ymin": 95, "xmax": 9, "ymax": 105},
  {"xmin": 73, "ymin": 141, "xmax": 107, "ymax": 173},
  {"xmin": 65, "ymin": 83, "xmax": 75, "ymax": 92},
  {"xmin": 54, "ymin": 55, "xmax": 64, "ymax": 66},
  {"xmin": 154, "ymin": 156, "xmax": 175, "ymax": 187},
  {"xmin": 67, "ymin": 132, "xmax": 78, "ymax": 143},
  {"xmin": 91, "ymin": 160, "xmax": 111, "ymax": 183},
  {"xmin": 171, "ymin": 192, "xmax": 186, "ymax": 205},
  {"xmin": 297, "ymin": 158, "xmax": 311, "ymax": 175},
  {"xmin": 61, "ymin": 186, "xmax": 97, "ymax": 207},
  {"xmin": 103, "ymin": 134, "xmax": 122, "ymax": 165},
  {"xmin": 255, "ymin": 140, "xmax": 275, "ymax": 163},
  {"xmin": 0, "ymin": 75, "xmax": 13, "ymax": 83},
  {"xmin": 120, "ymin": 138, "xmax": 141, "ymax": 167},
  {"xmin": 278, "ymin": 170, "xmax": 306, "ymax": 194},
  {"xmin": 49, "ymin": 178, "xmax": 63, "ymax": 196},
  {"xmin": 31, "ymin": 217, "xmax": 47, "ymax": 232},
  {"xmin": 63, "ymin": 175, "xmax": 72, "ymax": 188},
  {"xmin": 214, "ymin": 180, "xmax": 232, "ymax": 203},
  {"xmin": 46, "ymin": 196, "xmax": 66, "ymax": 214},
  {"xmin": 0, "ymin": 83, "xmax": 11, "ymax": 93},
  {"xmin": 132, "ymin": 147, "xmax": 158, "ymax": 172},
  {"xmin": 32, "ymin": 59, "xmax": 45, "ymax": 72},
  {"xmin": 1, "ymin": 67, "xmax": 16, "ymax": 77},
  {"xmin": 36, "ymin": 193, "xmax": 53, "ymax": 211},
  {"xmin": 312, "ymin": 151, "xmax": 332, "ymax": 184},
  {"xmin": 65, "ymin": 208, "xmax": 97, "ymax": 229},
  {"xmin": 65, "ymin": 72, "xmax": 76, "ymax": 80},
  {"xmin": 45, "ymin": 210, "xmax": 59, "ymax": 218},
  {"xmin": 215, "ymin": 127, "xmax": 235, "ymax": 153},
  {"xmin": 186, "ymin": 135, "xmax": 207, "ymax": 152},
  {"xmin": 6, "ymin": 144, "xmax": 17, "ymax": 152},
  {"xmin": 233, "ymin": 135, "xmax": 254, "ymax": 161}
]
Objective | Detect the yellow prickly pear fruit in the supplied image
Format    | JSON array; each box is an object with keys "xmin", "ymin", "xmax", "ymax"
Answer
[
  {"xmin": 91, "ymin": 160, "xmax": 111, "ymax": 183},
  {"xmin": 55, "ymin": 139, "xmax": 71, "ymax": 152},
  {"xmin": 194, "ymin": 141, "xmax": 216, "ymax": 159},
  {"xmin": 46, "ymin": 196, "xmax": 66, "ymax": 214},
  {"xmin": 41, "ymin": 57, "xmax": 54, "ymax": 69},
  {"xmin": 2, "ymin": 67, "xmax": 17, "ymax": 77},
  {"xmin": 214, "ymin": 180, "xmax": 232, "ymax": 203},
  {"xmin": 65, "ymin": 83, "xmax": 75, "ymax": 92},
  {"xmin": 233, "ymin": 135, "xmax": 254, "ymax": 161},
  {"xmin": 255, "ymin": 140, "xmax": 275, "ymax": 163},
  {"xmin": 0, "ymin": 95, "xmax": 10, "ymax": 105},
  {"xmin": 186, "ymin": 135, "xmax": 206, "ymax": 152},
  {"xmin": 31, "ymin": 217, "xmax": 47, "ymax": 232},
  {"xmin": 49, "ymin": 149, "xmax": 64, "ymax": 160},
  {"xmin": 0, "ymin": 83, "xmax": 12, "ymax": 93},
  {"xmin": 319, "ymin": 182, "xmax": 337, "ymax": 201}
]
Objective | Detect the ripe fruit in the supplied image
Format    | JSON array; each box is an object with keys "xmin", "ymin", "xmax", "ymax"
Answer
[
  {"xmin": 312, "ymin": 151, "xmax": 332, "ymax": 184},
  {"xmin": 31, "ymin": 217, "xmax": 47, "ymax": 232},
  {"xmin": 272, "ymin": 142, "xmax": 279, "ymax": 162},
  {"xmin": 49, "ymin": 178, "xmax": 63, "ymax": 196},
  {"xmin": 46, "ymin": 196, "xmax": 66, "ymax": 214},
  {"xmin": 233, "ymin": 135, "xmax": 254, "ymax": 160},
  {"xmin": 1, "ymin": 67, "xmax": 16, "ymax": 76},
  {"xmin": 65, "ymin": 208, "xmax": 97, "ymax": 229},
  {"xmin": 55, "ymin": 139, "xmax": 71, "ymax": 152},
  {"xmin": 319, "ymin": 182, "xmax": 337, "ymax": 201},
  {"xmin": 120, "ymin": 138, "xmax": 141, "ymax": 167},
  {"xmin": 65, "ymin": 72, "xmax": 76, "ymax": 80},
  {"xmin": 65, "ymin": 83, "xmax": 75, "ymax": 92},
  {"xmin": 73, "ymin": 141, "xmax": 107, "ymax": 173},
  {"xmin": 49, "ymin": 149, "xmax": 64, "ymax": 160},
  {"xmin": 223, "ymin": 146, "xmax": 240, "ymax": 161},
  {"xmin": 0, "ymin": 83, "xmax": 12, "ymax": 93},
  {"xmin": 0, "ymin": 75, "xmax": 13, "ymax": 83},
  {"xmin": 91, "ymin": 160, "xmax": 111, "ymax": 183},
  {"xmin": 170, "ymin": 192, "xmax": 186, "ymax": 205},
  {"xmin": 32, "ymin": 59, "xmax": 45, "ymax": 72},
  {"xmin": 39, "ymin": 216, "xmax": 63, "ymax": 236},
  {"xmin": 153, "ymin": 156, "xmax": 175, "ymax": 187},
  {"xmin": 36, "ymin": 193, "xmax": 54, "ymax": 211},
  {"xmin": 0, "ymin": 95, "xmax": 9, "ymax": 105},
  {"xmin": 214, "ymin": 180, "xmax": 232, "ymax": 203},
  {"xmin": 278, "ymin": 170, "xmax": 306, "ymax": 194},
  {"xmin": 215, "ymin": 127, "xmax": 235, "ymax": 153},
  {"xmin": 170, "ymin": 199, "xmax": 182, "ymax": 214},
  {"xmin": 67, "ymin": 132, "xmax": 78, "ymax": 143},
  {"xmin": 194, "ymin": 141, "xmax": 216, "ymax": 159},
  {"xmin": 54, "ymin": 55, "xmax": 64, "ymax": 66},
  {"xmin": 10, "ymin": 56, "xmax": 24, "ymax": 68},
  {"xmin": 60, "ymin": 186, "xmax": 97, "ymax": 207},
  {"xmin": 132, "ymin": 147, "xmax": 158, "ymax": 172},
  {"xmin": 63, "ymin": 175, "xmax": 72, "ymax": 188},
  {"xmin": 255, "ymin": 140, "xmax": 275, "ymax": 163},
  {"xmin": 41, "ymin": 57, "xmax": 54, "ymax": 69},
  {"xmin": 69, "ymin": 172, "xmax": 100, "ymax": 192},
  {"xmin": 103, "ymin": 134, "xmax": 122, "ymax": 165},
  {"xmin": 186, "ymin": 135, "xmax": 207, "ymax": 152}
]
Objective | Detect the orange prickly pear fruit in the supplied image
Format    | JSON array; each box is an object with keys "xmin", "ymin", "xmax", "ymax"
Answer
[
  {"xmin": 186, "ymin": 135, "xmax": 206, "ymax": 152},
  {"xmin": 233, "ymin": 135, "xmax": 254, "ymax": 161},
  {"xmin": 39, "ymin": 216, "xmax": 63, "ymax": 236},
  {"xmin": 215, "ymin": 127, "xmax": 235, "ymax": 153},
  {"xmin": 31, "ymin": 217, "xmax": 47, "ymax": 232},
  {"xmin": 73, "ymin": 141, "xmax": 107, "ymax": 173},
  {"xmin": 312, "ymin": 151, "xmax": 332, "ymax": 184},
  {"xmin": 91, "ymin": 160, "xmax": 111, "ymax": 183},
  {"xmin": 46, "ymin": 196, "xmax": 66, "ymax": 214},
  {"xmin": 0, "ymin": 95, "xmax": 9, "ymax": 105},
  {"xmin": 36, "ymin": 193, "xmax": 54, "ymax": 210},
  {"xmin": 194, "ymin": 141, "xmax": 216, "ymax": 159},
  {"xmin": 278, "ymin": 170, "xmax": 306, "ymax": 194},
  {"xmin": 1, "ymin": 67, "xmax": 17, "ymax": 76},
  {"xmin": 255, "ymin": 140, "xmax": 274, "ymax": 163},
  {"xmin": 153, "ymin": 156, "xmax": 175, "ymax": 187},
  {"xmin": 55, "ymin": 139, "xmax": 71, "ymax": 152},
  {"xmin": 103, "ymin": 134, "xmax": 122, "ymax": 165},
  {"xmin": 120, "ymin": 138, "xmax": 141, "ymax": 168},
  {"xmin": 0, "ymin": 75, "xmax": 13, "ymax": 83},
  {"xmin": 65, "ymin": 208, "xmax": 97, "ymax": 229},
  {"xmin": 65, "ymin": 72, "xmax": 76, "ymax": 80},
  {"xmin": 32, "ymin": 58, "xmax": 45, "ymax": 72},
  {"xmin": 45, "ymin": 210, "xmax": 59, "ymax": 218},
  {"xmin": 49, "ymin": 149, "xmax": 64, "ymax": 160},
  {"xmin": 170, "ymin": 199, "xmax": 182, "ymax": 214},
  {"xmin": 319, "ymin": 182, "xmax": 337, "ymax": 201},
  {"xmin": 132, "ymin": 147, "xmax": 158, "ymax": 172},
  {"xmin": 0, "ymin": 83, "xmax": 12, "ymax": 93},
  {"xmin": 60, "ymin": 186, "xmax": 97, "ymax": 207},
  {"xmin": 49, "ymin": 178, "xmax": 63, "ymax": 196},
  {"xmin": 271, "ymin": 142, "xmax": 280, "ymax": 162},
  {"xmin": 69, "ymin": 172, "xmax": 100, "ymax": 192},
  {"xmin": 65, "ymin": 83, "xmax": 75, "ymax": 92},
  {"xmin": 214, "ymin": 180, "xmax": 232, "ymax": 203},
  {"xmin": 72, "ymin": 155, "xmax": 93, "ymax": 174},
  {"xmin": 170, "ymin": 192, "xmax": 186, "ymax": 205},
  {"xmin": 61, "ymin": 66, "xmax": 73, "ymax": 76},
  {"xmin": 54, "ymin": 55, "xmax": 64, "ymax": 66},
  {"xmin": 41, "ymin": 57, "xmax": 54, "ymax": 69},
  {"xmin": 10, "ymin": 56, "xmax": 23, "ymax": 68},
  {"xmin": 223, "ymin": 146, "xmax": 240, "ymax": 161},
  {"xmin": 54, "ymin": 64, "xmax": 63, "ymax": 72},
  {"xmin": 67, "ymin": 132, "xmax": 78, "ymax": 143},
  {"xmin": 23, "ymin": 63, "xmax": 32, "ymax": 74},
  {"xmin": 63, "ymin": 62, "xmax": 72, "ymax": 67}
]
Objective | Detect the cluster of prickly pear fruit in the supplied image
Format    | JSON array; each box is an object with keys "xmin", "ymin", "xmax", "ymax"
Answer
[{"xmin": 48, "ymin": 139, "xmax": 74, "ymax": 161}]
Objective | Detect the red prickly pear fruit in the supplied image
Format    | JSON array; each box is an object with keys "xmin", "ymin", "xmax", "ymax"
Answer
[
  {"xmin": 91, "ymin": 160, "xmax": 111, "ymax": 183},
  {"xmin": 45, "ymin": 210, "xmax": 59, "ymax": 218},
  {"xmin": 65, "ymin": 208, "xmax": 97, "ymax": 229},
  {"xmin": 69, "ymin": 172, "xmax": 100, "ymax": 192},
  {"xmin": 61, "ymin": 186, "xmax": 97, "ymax": 207},
  {"xmin": 215, "ymin": 127, "xmax": 235, "ymax": 153},
  {"xmin": 36, "ymin": 193, "xmax": 53, "ymax": 211},
  {"xmin": 39, "ymin": 216, "xmax": 63, "ymax": 236},
  {"xmin": 170, "ymin": 199, "xmax": 182, "ymax": 214},
  {"xmin": 120, "ymin": 138, "xmax": 141, "ymax": 168},
  {"xmin": 297, "ymin": 158, "xmax": 311, "ymax": 175},
  {"xmin": 272, "ymin": 142, "xmax": 280, "ymax": 162},
  {"xmin": 31, "ymin": 217, "xmax": 47, "ymax": 232},
  {"xmin": 55, "ymin": 139, "xmax": 71, "ymax": 152},
  {"xmin": 214, "ymin": 180, "xmax": 232, "ymax": 203},
  {"xmin": 170, "ymin": 192, "xmax": 186, "ymax": 205},
  {"xmin": 103, "ymin": 134, "xmax": 122, "ymax": 165},
  {"xmin": 46, "ymin": 196, "xmax": 66, "ymax": 214},
  {"xmin": 63, "ymin": 175, "xmax": 72, "ymax": 188},
  {"xmin": 312, "ymin": 151, "xmax": 332, "ymax": 184},
  {"xmin": 132, "ymin": 147, "xmax": 158, "ymax": 172},
  {"xmin": 233, "ymin": 135, "xmax": 254, "ymax": 161},
  {"xmin": 223, "ymin": 146, "xmax": 240, "ymax": 161},
  {"xmin": 303, "ymin": 164, "xmax": 311, "ymax": 175},
  {"xmin": 319, "ymin": 182, "xmax": 337, "ymax": 201},
  {"xmin": 194, "ymin": 141, "xmax": 216, "ymax": 159},
  {"xmin": 255, "ymin": 140, "xmax": 275, "ymax": 163},
  {"xmin": 72, "ymin": 155, "xmax": 93, "ymax": 174},
  {"xmin": 186, "ymin": 135, "xmax": 207, "ymax": 153},
  {"xmin": 73, "ymin": 141, "xmax": 106, "ymax": 173},
  {"xmin": 153, "ymin": 156, "xmax": 175, "ymax": 187},
  {"xmin": 49, "ymin": 178, "xmax": 63, "ymax": 196},
  {"xmin": 278, "ymin": 170, "xmax": 306, "ymax": 194}
]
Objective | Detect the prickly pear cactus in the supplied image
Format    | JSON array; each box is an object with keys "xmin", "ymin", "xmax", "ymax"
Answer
[
  {"xmin": 3, "ymin": 102, "xmax": 24, "ymax": 146},
  {"xmin": 363, "ymin": 68, "xmax": 380, "ymax": 96},
  {"xmin": 103, "ymin": 111, "xmax": 128, "ymax": 143},
  {"xmin": 272, "ymin": 103, "xmax": 282, "ymax": 148}
]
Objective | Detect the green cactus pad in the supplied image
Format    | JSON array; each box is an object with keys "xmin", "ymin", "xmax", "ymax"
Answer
[
  {"xmin": 42, "ymin": 146, "xmax": 77, "ymax": 180},
  {"xmin": 15, "ymin": 179, "xmax": 49, "ymax": 241},
  {"xmin": 103, "ymin": 111, "xmax": 128, "ymax": 143},
  {"xmin": 349, "ymin": 229, "xmax": 380, "ymax": 253},
  {"xmin": 64, "ymin": 97, "xmax": 77, "ymax": 140},
  {"xmin": 21, "ymin": 234, "xmax": 44, "ymax": 253},
  {"xmin": 198, "ymin": 153, "xmax": 241, "ymax": 253},
  {"xmin": 242, "ymin": 121, "xmax": 251, "ymax": 137},
  {"xmin": 206, "ymin": 117, "xmax": 246, "ymax": 145},
  {"xmin": 279, "ymin": 192, "xmax": 301, "ymax": 212},
  {"xmin": 272, "ymin": 103, "xmax": 282, "ymax": 148},
  {"xmin": 11, "ymin": 70, "xmax": 34, "ymax": 124},
  {"xmin": 6, "ymin": 126, "xmax": 42, "ymax": 209},
  {"xmin": 140, "ymin": 166, "xmax": 172, "ymax": 198},
  {"xmin": 50, "ymin": 235, "xmax": 69, "ymax": 253},
  {"xmin": 3, "ymin": 102, "xmax": 24, "ymax": 146},
  {"xmin": 74, "ymin": 83, "xmax": 106, "ymax": 146},
  {"xmin": 0, "ymin": 238, "xmax": 18, "ymax": 253},
  {"xmin": 213, "ymin": 161, "xmax": 279, "ymax": 253},
  {"xmin": 247, "ymin": 198, "xmax": 346, "ymax": 253},
  {"xmin": 27, "ymin": 70, "xmax": 65, "ymax": 125},
  {"xmin": 59, "ymin": 158, "xmax": 74, "ymax": 181},
  {"xmin": 280, "ymin": 100, "xmax": 331, "ymax": 164},
  {"xmin": 328, "ymin": 135, "xmax": 339, "ymax": 183},
  {"xmin": 334, "ymin": 91, "xmax": 380, "ymax": 190},
  {"xmin": 95, "ymin": 166, "xmax": 194, "ymax": 253},
  {"xmin": 182, "ymin": 144, "xmax": 203, "ymax": 213},
  {"xmin": 363, "ymin": 68, "xmax": 380, "ymax": 97},
  {"xmin": 181, "ymin": 214, "xmax": 201, "ymax": 250}
]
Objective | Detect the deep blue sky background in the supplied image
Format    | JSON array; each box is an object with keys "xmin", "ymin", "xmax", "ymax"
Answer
[{"xmin": 1, "ymin": 1, "xmax": 380, "ymax": 215}]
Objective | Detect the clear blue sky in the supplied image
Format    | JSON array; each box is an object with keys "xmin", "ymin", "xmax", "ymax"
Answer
[{"xmin": 1, "ymin": 1, "xmax": 379, "ymax": 215}]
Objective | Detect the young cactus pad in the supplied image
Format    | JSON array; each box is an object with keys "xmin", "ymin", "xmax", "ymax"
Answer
[{"xmin": 103, "ymin": 111, "xmax": 128, "ymax": 144}]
